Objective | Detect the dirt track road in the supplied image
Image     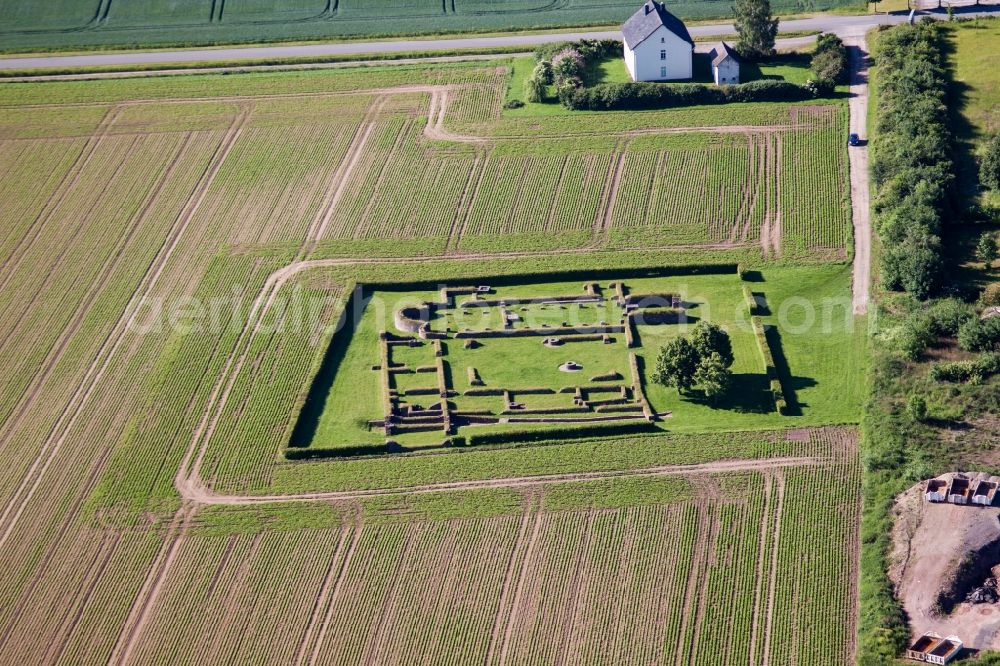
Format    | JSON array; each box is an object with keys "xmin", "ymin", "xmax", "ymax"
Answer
[
  {"xmin": 178, "ymin": 456, "xmax": 822, "ymax": 505},
  {"xmin": 846, "ymin": 36, "xmax": 871, "ymax": 316}
]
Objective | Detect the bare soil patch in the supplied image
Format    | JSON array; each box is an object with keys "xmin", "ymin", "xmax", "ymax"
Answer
[{"xmin": 890, "ymin": 478, "xmax": 1000, "ymax": 650}]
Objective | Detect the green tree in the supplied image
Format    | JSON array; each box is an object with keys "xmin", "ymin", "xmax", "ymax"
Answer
[
  {"xmin": 524, "ymin": 71, "xmax": 546, "ymax": 103},
  {"xmin": 653, "ymin": 337, "xmax": 699, "ymax": 393},
  {"xmin": 811, "ymin": 34, "xmax": 848, "ymax": 85},
  {"xmin": 982, "ymin": 134, "xmax": 1000, "ymax": 190},
  {"xmin": 732, "ymin": 0, "xmax": 779, "ymax": 61},
  {"xmin": 535, "ymin": 60, "xmax": 554, "ymax": 86},
  {"xmin": 694, "ymin": 352, "xmax": 733, "ymax": 402},
  {"xmin": 977, "ymin": 232, "xmax": 998, "ymax": 270},
  {"xmin": 690, "ymin": 321, "xmax": 734, "ymax": 368}
]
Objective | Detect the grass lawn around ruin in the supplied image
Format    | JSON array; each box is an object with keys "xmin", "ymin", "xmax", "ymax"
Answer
[{"xmin": 296, "ymin": 263, "xmax": 865, "ymax": 456}]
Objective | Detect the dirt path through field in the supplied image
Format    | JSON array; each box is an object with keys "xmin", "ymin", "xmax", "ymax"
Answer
[
  {"xmin": 178, "ymin": 456, "xmax": 821, "ymax": 505},
  {"xmin": 846, "ymin": 35, "xmax": 871, "ymax": 315}
]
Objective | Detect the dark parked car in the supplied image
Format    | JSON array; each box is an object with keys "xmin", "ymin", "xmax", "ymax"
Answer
[{"xmin": 848, "ymin": 133, "xmax": 861, "ymax": 147}]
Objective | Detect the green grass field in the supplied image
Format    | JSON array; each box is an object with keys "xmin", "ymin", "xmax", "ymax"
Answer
[
  {"xmin": 0, "ymin": 52, "xmax": 864, "ymax": 664},
  {"xmin": 0, "ymin": 0, "xmax": 861, "ymax": 52},
  {"xmin": 949, "ymin": 18, "xmax": 1000, "ymax": 207}
]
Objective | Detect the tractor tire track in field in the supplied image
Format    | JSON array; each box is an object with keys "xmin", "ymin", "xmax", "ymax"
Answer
[
  {"xmin": 443, "ymin": 150, "xmax": 483, "ymax": 253},
  {"xmin": 484, "ymin": 494, "xmax": 538, "ymax": 665},
  {"xmin": 495, "ymin": 498, "xmax": 544, "ymax": 666},
  {"xmin": 0, "ymin": 104, "xmax": 122, "ymax": 289},
  {"xmin": 183, "ymin": 457, "xmax": 821, "ymax": 506},
  {"xmin": 293, "ymin": 523, "xmax": 352, "ymax": 665},
  {"xmin": 0, "ymin": 132, "xmax": 191, "ymax": 448},
  {"xmin": 306, "ymin": 518, "xmax": 363, "ymax": 665},
  {"xmin": 0, "ymin": 106, "xmax": 249, "ymax": 554},
  {"xmin": 0, "ymin": 441, "xmax": 114, "ymax": 652},
  {"xmin": 106, "ymin": 503, "xmax": 195, "ymax": 666},
  {"xmin": 673, "ymin": 500, "xmax": 713, "ymax": 666},
  {"xmin": 301, "ymin": 95, "xmax": 388, "ymax": 255},
  {"xmin": 771, "ymin": 133, "xmax": 783, "ymax": 258},
  {"xmin": 597, "ymin": 145, "xmax": 628, "ymax": 240},
  {"xmin": 759, "ymin": 473, "xmax": 786, "ymax": 666},
  {"xmin": 746, "ymin": 473, "xmax": 774, "ymax": 665},
  {"xmin": 293, "ymin": 508, "xmax": 361, "ymax": 666}
]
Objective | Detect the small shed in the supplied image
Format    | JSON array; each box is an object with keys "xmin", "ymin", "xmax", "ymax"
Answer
[
  {"xmin": 948, "ymin": 476, "xmax": 971, "ymax": 505},
  {"xmin": 926, "ymin": 635, "xmax": 962, "ymax": 664},
  {"xmin": 924, "ymin": 479, "xmax": 947, "ymax": 503},
  {"xmin": 708, "ymin": 42, "xmax": 740, "ymax": 85},
  {"xmin": 906, "ymin": 633, "xmax": 963, "ymax": 664},
  {"xmin": 972, "ymin": 479, "xmax": 998, "ymax": 506}
]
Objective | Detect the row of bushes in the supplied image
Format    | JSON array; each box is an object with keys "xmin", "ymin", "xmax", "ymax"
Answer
[
  {"xmin": 463, "ymin": 420, "xmax": 658, "ymax": 447},
  {"xmin": 750, "ymin": 316, "xmax": 788, "ymax": 414},
  {"xmin": 363, "ymin": 263, "xmax": 738, "ymax": 292},
  {"xmin": 930, "ymin": 352, "xmax": 1000, "ymax": 384},
  {"xmin": 870, "ymin": 22, "xmax": 955, "ymax": 299},
  {"xmin": 563, "ymin": 79, "xmax": 820, "ymax": 112}
]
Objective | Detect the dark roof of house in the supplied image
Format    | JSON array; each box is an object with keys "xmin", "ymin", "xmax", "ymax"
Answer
[
  {"xmin": 622, "ymin": 2, "xmax": 694, "ymax": 50},
  {"xmin": 709, "ymin": 41, "xmax": 740, "ymax": 67}
]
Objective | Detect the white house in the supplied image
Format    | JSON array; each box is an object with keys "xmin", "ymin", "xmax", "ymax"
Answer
[
  {"xmin": 709, "ymin": 42, "xmax": 741, "ymax": 85},
  {"xmin": 622, "ymin": 1, "xmax": 693, "ymax": 82}
]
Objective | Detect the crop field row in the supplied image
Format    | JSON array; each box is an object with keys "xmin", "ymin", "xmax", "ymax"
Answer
[
  {"xmin": 93, "ymin": 454, "xmax": 859, "ymax": 665},
  {"xmin": 0, "ymin": 0, "xmax": 858, "ymax": 50}
]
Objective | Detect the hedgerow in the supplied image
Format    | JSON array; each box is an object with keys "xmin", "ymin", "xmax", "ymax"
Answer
[
  {"xmin": 870, "ymin": 21, "xmax": 955, "ymax": 299},
  {"xmin": 564, "ymin": 79, "xmax": 817, "ymax": 111}
]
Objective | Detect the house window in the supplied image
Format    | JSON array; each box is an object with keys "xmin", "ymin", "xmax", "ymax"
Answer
[
  {"xmin": 660, "ymin": 66, "xmax": 667, "ymax": 78},
  {"xmin": 659, "ymin": 49, "xmax": 666, "ymax": 60},
  {"xmin": 661, "ymin": 37, "xmax": 665, "ymax": 43}
]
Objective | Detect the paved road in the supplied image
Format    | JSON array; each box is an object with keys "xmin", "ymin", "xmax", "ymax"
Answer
[{"xmin": 1, "ymin": 3, "xmax": 996, "ymax": 71}]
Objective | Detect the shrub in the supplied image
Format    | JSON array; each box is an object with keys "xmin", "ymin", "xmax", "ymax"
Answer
[
  {"xmin": 980, "ymin": 283, "xmax": 1000, "ymax": 307},
  {"xmin": 977, "ymin": 231, "xmax": 998, "ymax": 270},
  {"xmin": 926, "ymin": 298, "xmax": 976, "ymax": 336},
  {"xmin": 811, "ymin": 33, "xmax": 849, "ymax": 84},
  {"xmin": 503, "ymin": 99, "xmax": 525, "ymax": 109},
  {"xmin": 907, "ymin": 394, "xmax": 927, "ymax": 422},
  {"xmin": 982, "ymin": 134, "xmax": 1000, "ymax": 191},
  {"xmin": 958, "ymin": 316, "xmax": 1000, "ymax": 352},
  {"xmin": 930, "ymin": 353, "xmax": 1000, "ymax": 383}
]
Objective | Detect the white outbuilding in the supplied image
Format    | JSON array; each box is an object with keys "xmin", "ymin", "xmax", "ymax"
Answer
[
  {"xmin": 621, "ymin": 1, "xmax": 694, "ymax": 82},
  {"xmin": 708, "ymin": 42, "xmax": 741, "ymax": 85}
]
